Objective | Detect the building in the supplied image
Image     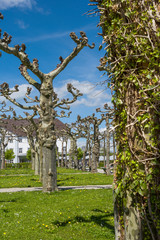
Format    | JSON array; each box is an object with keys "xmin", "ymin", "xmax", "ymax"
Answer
[{"xmin": 0, "ymin": 118, "xmax": 70, "ymax": 163}]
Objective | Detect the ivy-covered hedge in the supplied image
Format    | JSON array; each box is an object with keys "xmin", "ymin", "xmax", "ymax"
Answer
[{"xmin": 90, "ymin": 0, "xmax": 160, "ymax": 239}]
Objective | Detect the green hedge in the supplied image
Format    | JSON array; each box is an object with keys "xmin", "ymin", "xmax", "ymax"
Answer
[{"xmin": 6, "ymin": 162, "xmax": 32, "ymax": 169}]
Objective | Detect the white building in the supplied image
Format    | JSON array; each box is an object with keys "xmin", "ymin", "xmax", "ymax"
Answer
[{"xmin": 0, "ymin": 119, "xmax": 70, "ymax": 163}]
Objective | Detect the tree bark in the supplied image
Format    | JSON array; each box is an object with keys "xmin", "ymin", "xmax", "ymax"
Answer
[
  {"xmin": 82, "ymin": 131, "xmax": 90, "ymax": 171},
  {"xmin": 68, "ymin": 137, "xmax": 74, "ymax": 169},
  {"xmin": 103, "ymin": 133, "xmax": 106, "ymax": 168},
  {"xmin": 0, "ymin": 130, "xmax": 7, "ymax": 169},
  {"xmin": 112, "ymin": 131, "xmax": 116, "ymax": 162},
  {"xmin": 34, "ymin": 142, "xmax": 40, "ymax": 175},
  {"xmin": 1, "ymin": 143, "xmax": 6, "ymax": 169},
  {"xmin": 91, "ymin": 123, "xmax": 99, "ymax": 173},
  {"xmin": 73, "ymin": 138, "xmax": 78, "ymax": 169},
  {"xmin": 65, "ymin": 140, "xmax": 68, "ymax": 168},
  {"xmin": 57, "ymin": 146, "xmax": 60, "ymax": 167},
  {"xmin": 38, "ymin": 78, "xmax": 57, "ymax": 192},
  {"xmin": 61, "ymin": 138, "xmax": 64, "ymax": 167},
  {"xmin": 42, "ymin": 144, "xmax": 57, "ymax": 192},
  {"xmin": 106, "ymin": 114, "xmax": 111, "ymax": 175}
]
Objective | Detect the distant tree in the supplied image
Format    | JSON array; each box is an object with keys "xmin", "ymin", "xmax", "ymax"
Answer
[
  {"xmin": 26, "ymin": 148, "xmax": 31, "ymax": 161},
  {"xmin": 77, "ymin": 147, "xmax": 83, "ymax": 161},
  {"xmin": 5, "ymin": 149, "xmax": 15, "ymax": 161},
  {"xmin": 0, "ymin": 101, "xmax": 14, "ymax": 169}
]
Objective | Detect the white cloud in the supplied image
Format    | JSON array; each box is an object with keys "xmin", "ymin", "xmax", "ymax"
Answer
[
  {"xmin": 0, "ymin": 0, "xmax": 36, "ymax": 10},
  {"xmin": 99, "ymin": 127, "xmax": 106, "ymax": 133},
  {"xmin": 0, "ymin": 84, "xmax": 34, "ymax": 102},
  {"xmin": 16, "ymin": 19, "xmax": 29, "ymax": 29},
  {"xmin": 11, "ymin": 84, "xmax": 34, "ymax": 99},
  {"xmin": 54, "ymin": 79, "xmax": 111, "ymax": 108}
]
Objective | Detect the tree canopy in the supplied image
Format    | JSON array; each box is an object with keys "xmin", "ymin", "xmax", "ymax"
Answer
[{"xmin": 5, "ymin": 149, "xmax": 15, "ymax": 161}]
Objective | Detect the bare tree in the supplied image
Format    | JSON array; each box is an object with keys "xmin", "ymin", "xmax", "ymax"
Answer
[
  {"xmin": 77, "ymin": 113, "xmax": 104, "ymax": 173},
  {"xmin": 0, "ymin": 12, "xmax": 95, "ymax": 192},
  {"xmin": 0, "ymin": 101, "xmax": 14, "ymax": 169},
  {"xmin": 96, "ymin": 104, "xmax": 114, "ymax": 175},
  {"xmin": 65, "ymin": 123, "xmax": 81, "ymax": 169}
]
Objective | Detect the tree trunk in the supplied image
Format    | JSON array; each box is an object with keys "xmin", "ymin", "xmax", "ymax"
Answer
[
  {"xmin": 39, "ymin": 143, "xmax": 43, "ymax": 182},
  {"xmin": 68, "ymin": 150, "xmax": 72, "ymax": 169},
  {"xmin": 34, "ymin": 142, "xmax": 40, "ymax": 175},
  {"xmin": 103, "ymin": 133, "xmax": 106, "ymax": 167},
  {"xmin": 1, "ymin": 132, "xmax": 6, "ymax": 169},
  {"xmin": 88, "ymin": 139, "xmax": 92, "ymax": 171},
  {"xmin": 31, "ymin": 148, "xmax": 35, "ymax": 171},
  {"xmin": 68, "ymin": 137, "xmax": 74, "ymax": 169},
  {"xmin": 106, "ymin": 114, "xmax": 111, "ymax": 175},
  {"xmin": 39, "ymin": 78, "xmax": 57, "ymax": 192},
  {"xmin": 82, "ymin": 146, "xmax": 86, "ymax": 171},
  {"xmin": 73, "ymin": 138, "xmax": 78, "ymax": 169},
  {"xmin": 91, "ymin": 123, "xmax": 99, "ymax": 173},
  {"xmin": 57, "ymin": 146, "xmax": 60, "ymax": 167},
  {"xmin": 124, "ymin": 193, "xmax": 142, "ymax": 240},
  {"xmin": 61, "ymin": 139, "xmax": 64, "ymax": 167},
  {"xmin": 112, "ymin": 131, "xmax": 116, "ymax": 162},
  {"xmin": 82, "ymin": 133, "xmax": 90, "ymax": 171},
  {"xmin": 65, "ymin": 140, "xmax": 68, "ymax": 168},
  {"xmin": 42, "ymin": 144, "xmax": 57, "ymax": 192},
  {"xmin": 91, "ymin": 143, "xmax": 98, "ymax": 173},
  {"xmin": 1, "ymin": 143, "xmax": 6, "ymax": 169}
]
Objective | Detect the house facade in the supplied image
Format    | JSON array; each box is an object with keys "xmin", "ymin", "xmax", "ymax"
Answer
[{"xmin": 0, "ymin": 119, "xmax": 70, "ymax": 164}]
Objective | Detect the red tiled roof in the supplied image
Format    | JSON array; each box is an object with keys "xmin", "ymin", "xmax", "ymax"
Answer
[{"xmin": 0, "ymin": 118, "xmax": 66, "ymax": 137}]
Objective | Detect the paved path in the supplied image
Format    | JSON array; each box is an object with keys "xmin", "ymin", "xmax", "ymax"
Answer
[{"xmin": 0, "ymin": 185, "xmax": 112, "ymax": 193}]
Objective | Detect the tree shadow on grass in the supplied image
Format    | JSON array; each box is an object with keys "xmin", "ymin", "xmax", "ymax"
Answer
[{"xmin": 51, "ymin": 209, "xmax": 114, "ymax": 233}]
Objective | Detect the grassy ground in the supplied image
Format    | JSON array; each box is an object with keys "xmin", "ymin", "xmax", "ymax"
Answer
[
  {"xmin": 0, "ymin": 168, "xmax": 34, "ymax": 175},
  {"xmin": 57, "ymin": 173, "xmax": 113, "ymax": 186},
  {"xmin": 0, "ymin": 167, "xmax": 115, "ymax": 239},
  {"xmin": 0, "ymin": 189, "xmax": 115, "ymax": 240},
  {"xmin": 0, "ymin": 168, "xmax": 113, "ymax": 188}
]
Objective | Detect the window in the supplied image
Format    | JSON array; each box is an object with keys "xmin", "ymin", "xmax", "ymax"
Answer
[
  {"xmin": 63, "ymin": 147, "xmax": 66, "ymax": 153},
  {"xmin": 18, "ymin": 137, "xmax": 22, "ymax": 143},
  {"xmin": 9, "ymin": 139, "xmax": 13, "ymax": 143},
  {"xmin": 19, "ymin": 148, "xmax": 23, "ymax": 153}
]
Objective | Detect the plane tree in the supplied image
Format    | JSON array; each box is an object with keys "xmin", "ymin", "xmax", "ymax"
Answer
[
  {"xmin": 0, "ymin": 12, "xmax": 94, "ymax": 192},
  {"xmin": 77, "ymin": 113, "xmax": 105, "ymax": 173},
  {"xmin": 96, "ymin": 103, "xmax": 114, "ymax": 175},
  {"xmin": 0, "ymin": 101, "xmax": 14, "ymax": 169},
  {"xmin": 64, "ymin": 123, "xmax": 82, "ymax": 169}
]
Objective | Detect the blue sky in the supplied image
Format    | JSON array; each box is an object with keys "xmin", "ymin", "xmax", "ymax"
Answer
[{"xmin": 0, "ymin": 0, "xmax": 111, "ymax": 127}]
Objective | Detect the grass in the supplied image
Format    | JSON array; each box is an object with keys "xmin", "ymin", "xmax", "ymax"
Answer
[
  {"xmin": 57, "ymin": 173, "xmax": 113, "ymax": 186},
  {"xmin": 0, "ymin": 189, "xmax": 115, "ymax": 240},
  {"xmin": 0, "ymin": 168, "xmax": 34, "ymax": 175},
  {"xmin": 57, "ymin": 167, "xmax": 83, "ymax": 174},
  {"xmin": 0, "ymin": 168, "xmax": 113, "ymax": 188},
  {"xmin": 0, "ymin": 175, "xmax": 42, "ymax": 188}
]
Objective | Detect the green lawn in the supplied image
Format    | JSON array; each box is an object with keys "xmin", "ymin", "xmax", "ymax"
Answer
[
  {"xmin": 57, "ymin": 173, "xmax": 113, "ymax": 186},
  {"xmin": 0, "ymin": 175, "xmax": 42, "ymax": 188},
  {"xmin": 0, "ymin": 167, "xmax": 115, "ymax": 239},
  {"xmin": 0, "ymin": 168, "xmax": 113, "ymax": 188},
  {"xmin": 0, "ymin": 168, "xmax": 34, "ymax": 176},
  {"xmin": 0, "ymin": 189, "xmax": 115, "ymax": 240}
]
